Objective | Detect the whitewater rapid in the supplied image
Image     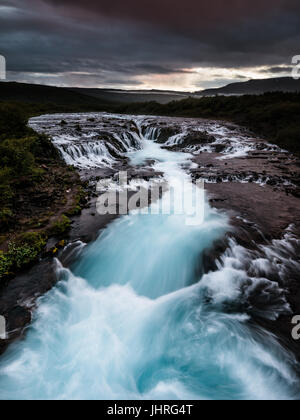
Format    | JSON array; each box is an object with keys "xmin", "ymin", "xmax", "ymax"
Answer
[{"xmin": 0, "ymin": 114, "xmax": 299, "ymax": 400}]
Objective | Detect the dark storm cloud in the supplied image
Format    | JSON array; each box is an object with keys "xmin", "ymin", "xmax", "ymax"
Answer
[
  {"xmin": 43, "ymin": 0, "xmax": 299, "ymax": 29},
  {"xmin": 1, "ymin": 0, "xmax": 300, "ymax": 88},
  {"xmin": 133, "ymin": 65, "xmax": 195, "ymax": 75}
]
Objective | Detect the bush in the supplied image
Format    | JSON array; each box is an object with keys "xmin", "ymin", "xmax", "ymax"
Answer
[
  {"xmin": 30, "ymin": 133, "xmax": 59, "ymax": 161},
  {"xmin": 48, "ymin": 215, "xmax": 71, "ymax": 237},
  {"xmin": 0, "ymin": 104, "xmax": 28, "ymax": 138},
  {"xmin": 0, "ymin": 137, "xmax": 35, "ymax": 176},
  {"xmin": 0, "ymin": 250, "xmax": 11, "ymax": 278},
  {"xmin": 0, "ymin": 232, "xmax": 47, "ymax": 279},
  {"xmin": 65, "ymin": 205, "xmax": 82, "ymax": 217}
]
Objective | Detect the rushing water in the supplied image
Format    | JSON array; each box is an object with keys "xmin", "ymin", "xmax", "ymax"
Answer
[{"xmin": 0, "ymin": 115, "xmax": 299, "ymax": 400}]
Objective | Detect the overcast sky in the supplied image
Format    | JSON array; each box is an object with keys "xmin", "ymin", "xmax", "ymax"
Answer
[{"xmin": 0, "ymin": 0, "xmax": 299, "ymax": 90}]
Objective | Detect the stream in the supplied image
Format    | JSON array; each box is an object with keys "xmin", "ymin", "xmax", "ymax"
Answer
[{"xmin": 0, "ymin": 113, "xmax": 299, "ymax": 400}]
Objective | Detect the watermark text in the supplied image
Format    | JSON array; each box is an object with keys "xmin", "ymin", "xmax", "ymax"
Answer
[
  {"xmin": 0, "ymin": 55, "xmax": 6, "ymax": 80},
  {"xmin": 0, "ymin": 315, "xmax": 6, "ymax": 340},
  {"xmin": 292, "ymin": 55, "xmax": 300, "ymax": 80},
  {"xmin": 96, "ymin": 172, "xmax": 205, "ymax": 226},
  {"xmin": 292, "ymin": 315, "xmax": 300, "ymax": 340}
]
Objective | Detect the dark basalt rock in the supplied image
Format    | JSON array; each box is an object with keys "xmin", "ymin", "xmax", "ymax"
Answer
[
  {"xmin": 214, "ymin": 144, "xmax": 227, "ymax": 153},
  {"xmin": 156, "ymin": 127, "xmax": 180, "ymax": 144},
  {"xmin": 266, "ymin": 178, "xmax": 277, "ymax": 186},
  {"xmin": 0, "ymin": 259, "xmax": 57, "ymax": 355},
  {"xmin": 7, "ymin": 306, "xmax": 32, "ymax": 333},
  {"xmin": 202, "ymin": 238, "xmax": 229, "ymax": 274},
  {"xmin": 0, "ymin": 306, "xmax": 32, "ymax": 354},
  {"xmin": 163, "ymin": 130, "xmax": 217, "ymax": 151},
  {"xmin": 180, "ymin": 130, "xmax": 216, "ymax": 147},
  {"xmin": 291, "ymin": 188, "xmax": 300, "ymax": 198}
]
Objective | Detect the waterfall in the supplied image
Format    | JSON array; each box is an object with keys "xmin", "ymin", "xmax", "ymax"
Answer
[{"xmin": 0, "ymin": 113, "xmax": 298, "ymax": 400}]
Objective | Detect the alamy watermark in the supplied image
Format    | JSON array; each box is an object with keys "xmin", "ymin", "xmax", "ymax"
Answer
[
  {"xmin": 96, "ymin": 171, "xmax": 205, "ymax": 226},
  {"xmin": 0, "ymin": 55, "xmax": 6, "ymax": 80},
  {"xmin": 292, "ymin": 56, "xmax": 300, "ymax": 80},
  {"xmin": 292, "ymin": 316, "xmax": 300, "ymax": 341},
  {"xmin": 0, "ymin": 315, "xmax": 6, "ymax": 340}
]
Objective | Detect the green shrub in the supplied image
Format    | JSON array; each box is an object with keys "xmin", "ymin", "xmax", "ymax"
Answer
[
  {"xmin": 19, "ymin": 231, "xmax": 47, "ymax": 251},
  {"xmin": 8, "ymin": 242, "xmax": 38, "ymax": 269},
  {"xmin": 30, "ymin": 133, "xmax": 59, "ymax": 161},
  {"xmin": 0, "ymin": 137, "xmax": 35, "ymax": 176},
  {"xmin": 65, "ymin": 206, "xmax": 82, "ymax": 217},
  {"xmin": 0, "ymin": 250, "xmax": 11, "ymax": 278},
  {"xmin": 0, "ymin": 232, "xmax": 47, "ymax": 279},
  {"xmin": 0, "ymin": 176, "xmax": 14, "ymax": 207},
  {"xmin": 48, "ymin": 215, "xmax": 71, "ymax": 237}
]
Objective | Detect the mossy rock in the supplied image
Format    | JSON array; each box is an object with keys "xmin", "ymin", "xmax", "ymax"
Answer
[
  {"xmin": 48, "ymin": 215, "xmax": 71, "ymax": 237},
  {"xmin": 65, "ymin": 206, "xmax": 82, "ymax": 217}
]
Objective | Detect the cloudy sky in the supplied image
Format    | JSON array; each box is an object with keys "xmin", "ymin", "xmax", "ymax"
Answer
[{"xmin": 0, "ymin": 0, "xmax": 299, "ymax": 91}]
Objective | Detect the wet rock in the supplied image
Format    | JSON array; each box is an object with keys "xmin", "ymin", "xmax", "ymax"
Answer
[
  {"xmin": 214, "ymin": 144, "xmax": 226, "ymax": 153},
  {"xmin": 202, "ymin": 239, "xmax": 229, "ymax": 274},
  {"xmin": 0, "ymin": 306, "xmax": 32, "ymax": 355},
  {"xmin": 266, "ymin": 178, "xmax": 277, "ymax": 186},
  {"xmin": 0, "ymin": 259, "xmax": 57, "ymax": 355},
  {"xmin": 291, "ymin": 188, "xmax": 300, "ymax": 198},
  {"xmin": 156, "ymin": 127, "xmax": 180, "ymax": 143},
  {"xmin": 181, "ymin": 131, "xmax": 216, "ymax": 147},
  {"xmin": 7, "ymin": 306, "xmax": 32, "ymax": 333}
]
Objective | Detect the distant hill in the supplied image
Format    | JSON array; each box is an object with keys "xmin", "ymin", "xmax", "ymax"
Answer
[
  {"xmin": 0, "ymin": 82, "xmax": 110, "ymax": 109},
  {"xmin": 2, "ymin": 78, "xmax": 300, "ymax": 111},
  {"xmin": 69, "ymin": 88, "xmax": 190, "ymax": 104},
  {"xmin": 0, "ymin": 82, "xmax": 191, "ymax": 107},
  {"xmin": 198, "ymin": 77, "xmax": 300, "ymax": 96}
]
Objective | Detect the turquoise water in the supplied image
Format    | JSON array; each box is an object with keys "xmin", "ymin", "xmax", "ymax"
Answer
[{"xmin": 0, "ymin": 122, "xmax": 299, "ymax": 400}]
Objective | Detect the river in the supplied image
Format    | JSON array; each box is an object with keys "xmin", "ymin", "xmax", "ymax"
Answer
[{"xmin": 0, "ymin": 113, "xmax": 299, "ymax": 400}]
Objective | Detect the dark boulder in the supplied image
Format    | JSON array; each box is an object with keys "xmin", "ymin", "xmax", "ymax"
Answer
[
  {"xmin": 214, "ymin": 144, "xmax": 227, "ymax": 153},
  {"xmin": 180, "ymin": 131, "xmax": 216, "ymax": 147},
  {"xmin": 156, "ymin": 127, "xmax": 180, "ymax": 144}
]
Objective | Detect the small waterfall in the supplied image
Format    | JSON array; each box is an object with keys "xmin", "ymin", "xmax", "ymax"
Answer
[
  {"xmin": 53, "ymin": 131, "xmax": 144, "ymax": 169},
  {"xmin": 29, "ymin": 113, "xmax": 147, "ymax": 169}
]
